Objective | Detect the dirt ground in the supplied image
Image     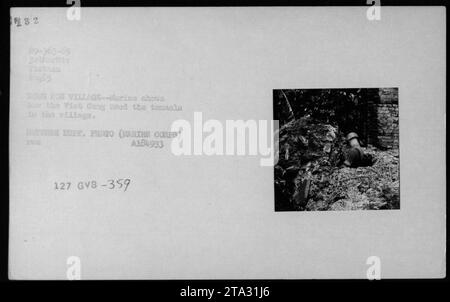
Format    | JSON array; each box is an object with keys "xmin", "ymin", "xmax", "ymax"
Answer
[{"xmin": 306, "ymin": 147, "xmax": 399, "ymax": 211}]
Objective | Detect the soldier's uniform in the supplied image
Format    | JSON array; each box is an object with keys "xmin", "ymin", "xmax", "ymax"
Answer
[
  {"xmin": 345, "ymin": 146, "xmax": 365, "ymax": 167},
  {"xmin": 344, "ymin": 132, "xmax": 375, "ymax": 168}
]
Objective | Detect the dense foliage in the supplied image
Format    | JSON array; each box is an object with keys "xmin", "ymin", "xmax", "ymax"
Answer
[{"xmin": 274, "ymin": 89, "xmax": 374, "ymax": 141}]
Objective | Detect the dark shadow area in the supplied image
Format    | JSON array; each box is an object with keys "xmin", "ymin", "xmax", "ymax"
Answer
[{"xmin": 274, "ymin": 88, "xmax": 399, "ymax": 212}]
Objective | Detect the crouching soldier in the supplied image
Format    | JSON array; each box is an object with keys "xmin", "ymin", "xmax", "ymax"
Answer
[{"xmin": 342, "ymin": 132, "xmax": 376, "ymax": 168}]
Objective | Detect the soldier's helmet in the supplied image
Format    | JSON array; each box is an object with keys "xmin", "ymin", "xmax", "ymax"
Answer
[{"xmin": 346, "ymin": 132, "xmax": 359, "ymax": 142}]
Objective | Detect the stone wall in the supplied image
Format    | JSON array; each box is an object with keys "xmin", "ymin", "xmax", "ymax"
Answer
[
  {"xmin": 363, "ymin": 88, "xmax": 399, "ymax": 149},
  {"xmin": 376, "ymin": 88, "xmax": 399, "ymax": 149}
]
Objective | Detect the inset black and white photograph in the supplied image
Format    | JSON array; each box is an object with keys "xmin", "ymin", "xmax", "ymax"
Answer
[{"xmin": 274, "ymin": 88, "xmax": 400, "ymax": 211}]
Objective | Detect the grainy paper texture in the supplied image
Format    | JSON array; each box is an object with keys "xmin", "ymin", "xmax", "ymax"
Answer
[{"xmin": 9, "ymin": 7, "xmax": 446, "ymax": 279}]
